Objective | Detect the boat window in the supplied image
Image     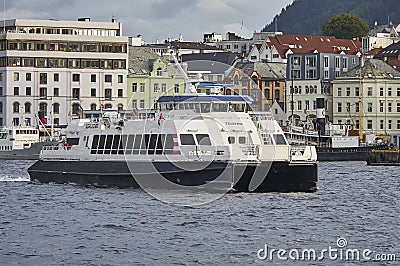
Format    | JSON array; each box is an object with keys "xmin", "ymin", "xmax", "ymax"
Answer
[
  {"xmin": 148, "ymin": 134, "xmax": 157, "ymax": 154},
  {"xmin": 119, "ymin": 135, "xmax": 127, "ymax": 154},
  {"xmin": 196, "ymin": 134, "xmax": 211, "ymax": 145},
  {"xmin": 91, "ymin": 135, "xmax": 99, "ymax": 154},
  {"xmin": 156, "ymin": 134, "xmax": 165, "ymax": 154},
  {"xmin": 164, "ymin": 134, "xmax": 174, "ymax": 154},
  {"xmin": 140, "ymin": 134, "xmax": 150, "ymax": 154},
  {"xmin": 273, "ymin": 134, "xmax": 287, "ymax": 145},
  {"xmin": 0, "ymin": 133, "xmax": 7, "ymax": 139},
  {"xmin": 229, "ymin": 103, "xmax": 245, "ymax": 112},
  {"xmin": 104, "ymin": 135, "xmax": 113, "ymax": 154},
  {"xmin": 200, "ymin": 103, "xmax": 210, "ymax": 113},
  {"xmin": 239, "ymin": 136, "xmax": 246, "ymax": 144},
  {"xmin": 180, "ymin": 134, "xmax": 195, "ymax": 145},
  {"xmin": 177, "ymin": 103, "xmax": 185, "ymax": 110},
  {"xmin": 111, "ymin": 135, "xmax": 120, "ymax": 154},
  {"xmin": 212, "ymin": 103, "xmax": 228, "ymax": 112},
  {"xmin": 125, "ymin": 135, "xmax": 134, "ymax": 154},
  {"xmin": 67, "ymin": 138, "xmax": 80, "ymax": 146},
  {"xmin": 228, "ymin": 136, "xmax": 235, "ymax": 144},
  {"xmin": 133, "ymin": 135, "xmax": 141, "ymax": 154},
  {"xmin": 98, "ymin": 135, "xmax": 106, "ymax": 153}
]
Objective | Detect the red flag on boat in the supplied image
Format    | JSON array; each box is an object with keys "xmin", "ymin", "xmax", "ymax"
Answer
[{"xmin": 158, "ymin": 113, "xmax": 165, "ymax": 126}]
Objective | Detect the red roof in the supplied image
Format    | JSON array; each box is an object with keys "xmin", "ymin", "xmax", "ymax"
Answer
[{"xmin": 267, "ymin": 34, "xmax": 361, "ymax": 59}]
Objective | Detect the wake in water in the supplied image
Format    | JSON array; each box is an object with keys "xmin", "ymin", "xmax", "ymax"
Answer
[{"xmin": 0, "ymin": 175, "xmax": 30, "ymax": 182}]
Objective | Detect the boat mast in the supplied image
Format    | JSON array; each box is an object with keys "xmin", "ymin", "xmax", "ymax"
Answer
[{"xmin": 359, "ymin": 55, "xmax": 364, "ymax": 142}]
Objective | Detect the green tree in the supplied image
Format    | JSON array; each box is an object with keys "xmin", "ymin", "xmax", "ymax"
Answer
[{"xmin": 321, "ymin": 13, "xmax": 370, "ymax": 39}]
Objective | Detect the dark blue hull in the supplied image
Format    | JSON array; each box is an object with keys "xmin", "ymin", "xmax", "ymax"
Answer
[{"xmin": 28, "ymin": 160, "xmax": 318, "ymax": 193}]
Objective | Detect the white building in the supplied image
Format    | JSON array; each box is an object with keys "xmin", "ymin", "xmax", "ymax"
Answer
[
  {"xmin": 0, "ymin": 18, "xmax": 128, "ymax": 127},
  {"xmin": 332, "ymin": 59, "xmax": 400, "ymax": 135}
]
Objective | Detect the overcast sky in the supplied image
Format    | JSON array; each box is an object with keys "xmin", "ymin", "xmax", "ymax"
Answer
[{"xmin": 2, "ymin": 0, "xmax": 293, "ymax": 43}]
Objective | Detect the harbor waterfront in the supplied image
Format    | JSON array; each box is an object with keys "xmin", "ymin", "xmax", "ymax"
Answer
[{"xmin": 0, "ymin": 160, "xmax": 399, "ymax": 264}]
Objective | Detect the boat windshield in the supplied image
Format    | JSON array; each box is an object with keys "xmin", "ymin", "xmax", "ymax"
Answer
[{"xmin": 159, "ymin": 102, "xmax": 246, "ymax": 113}]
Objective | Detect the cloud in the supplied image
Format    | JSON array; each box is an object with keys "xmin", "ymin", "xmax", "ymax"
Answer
[{"xmin": 2, "ymin": 0, "xmax": 294, "ymax": 42}]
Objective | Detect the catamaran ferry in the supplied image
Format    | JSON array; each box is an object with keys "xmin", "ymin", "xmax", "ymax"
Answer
[{"xmin": 28, "ymin": 94, "xmax": 318, "ymax": 193}]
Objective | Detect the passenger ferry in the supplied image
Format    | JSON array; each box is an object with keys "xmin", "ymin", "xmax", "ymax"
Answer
[
  {"xmin": 0, "ymin": 126, "xmax": 56, "ymax": 160},
  {"xmin": 28, "ymin": 94, "xmax": 318, "ymax": 193}
]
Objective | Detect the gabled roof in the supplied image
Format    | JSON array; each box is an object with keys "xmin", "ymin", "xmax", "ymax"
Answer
[
  {"xmin": 182, "ymin": 52, "xmax": 237, "ymax": 74},
  {"xmin": 128, "ymin": 46, "xmax": 159, "ymax": 75},
  {"xmin": 234, "ymin": 62, "xmax": 286, "ymax": 79},
  {"xmin": 337, "ymin": 59, "xmax": 400, "ymax": 79},
  {"xmin": 267, "ymin": 34, "xmax": 361, "ymax": 59}
]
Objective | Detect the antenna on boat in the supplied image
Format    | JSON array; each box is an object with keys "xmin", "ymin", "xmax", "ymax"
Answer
[{"xmin": 170, "ymin": 50, "xmax": 202, "ymax": 94}]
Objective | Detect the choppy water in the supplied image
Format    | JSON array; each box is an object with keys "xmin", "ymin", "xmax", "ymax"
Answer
[{"xmin": 0, "ymin": 160, "xmax": 399, "ymax": 265}]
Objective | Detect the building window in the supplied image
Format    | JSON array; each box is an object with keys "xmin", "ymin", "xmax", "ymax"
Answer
[
  {"xmin": 388, "ymin": 120, "xmax": 392, "ymax": 130},
  {"xmin": 324, "ymin": 70, "xmax": 329, "ymax": 79},
  {"xmin": 91, "ymin": 74, "xmax": 96, "ymax": 82},
  {"xmin": 388, "ymin": 102, "xmax": 392, "ymax": 112},
  {"xmin": 355, "ymin": 87, "xmax": 359, "ymax": 96},
  {"xmin": 90, "ymin": 104, "xmax": 97, "ymax": 111},
  {"xmin": 26, "ymin": 73, "xmax": 32, "ymax": 81},
  {"xmin": 54, "ymin": 73, "xmax": 59, "ymax": 82},
  {"xmin": 388, "ymin": 88, "xmax": 392, "ymax": 96},
  {"xmin": 324, "ymin": 56, "xmax": 329, "ymax": 68},
  {"xmin": 367, "ymin": 87, "xmax": 372, "ymax": 96},
  {"xmin": 367, "ymin": 120, "xmax": 373, "ymax": 130},
  {"xmin": 72, "ymin": 88, "xmax": 80, "ymax": 99},
  {"xmin": 274, "ymin": 89, "xmax": 280, "ymax": 100},
  {"xmin": 174, "ymin": 84, "xmax": 180, "ymax": 94},
  {"xmin": 53, "ymin": 88, "xmax": 60, "ymax": 97},
  {"xmin": 14, "ymin": 72, "xmax": 19, "ymax": 81},
  {"xmin": 337, "ymin": 102, "xmax": 342, "ymax": 113},
  {"xmin": 397, "ymin": 120, "xmax": 400, "ymax": 130},
  {"xmin": 380, "ymin": 101, "xmax": 384, "ymax": 112},
  {"xmin": 24, "ymin": 102, "xmax": 31, "ymax": 113},
  {"xmin": 39, "ymin": 87, "xmax": 47, "ymax": 98},
  {"xmin": 132, "ymin": 83, "xmax": 138, "ymax": 93},
  {"xmin": 380, "ymin": 88, "xmax": 384, "ymax": 96},
  {"xmin": 337, "ymin": 87, "xmax": 342, "ymax": 96},
  {"xmin": 397, "ymin": 88, "xmax": 400, "ymax": 97},
  {"xmin": 72, "ymin": 74, "xmax": 80, "ymax": 82},
  {"xmin": 139, "ymin": 99, "xmax": 145, "ymax": 109},
  {"xmin": 118, "ymin": 89, "xmax": 123, "ymax": 97},
  {"xmin": 72, "ymin": 103, "xmax": 80, "ymax": 116},
  {"xmin": 367, "ymin": 102, "xmax": 373, "ymax": 112},
  {"xmin": 355, "ymin": 102, "xmax": 359, "ymax": 113},
  {"xmin": 346, "ymin": 87, "xmax": 350, "ymax": 96},
  {"xmin": 105, "ymin": 89, "xmax": 112, "ymax": 100},
  {"xmin": 154, "ymin": 83, "xmax": 159, "ymax": 93},
  {"xmin": 305, "ymin": 100, "xmax": 310, "ymax": 110},
  {"xmin": 161, "ymin": 83, "xmax": 166, "ymax": 93},
  {"xmin": 118, "ymin": 75, "xmax": 123, "ymax": 83},
  {"xmin": 264, "ymin": 89, "xmax": 270, "ymax": 99},
  {"xmin": 380, "ymin": 120, "xmax": 384, "ymax": 130},
  {"xmin": 13, "ymin": 102, "xmax": 20, "ymax": 113},
  {"xmin": 140, "ymin": 83, "xmax": 145, "ymax": 93},
  {"xmin": 26, "ymin": 87, "xmax": 31, "ymax": 96},
  {"xmin": 118, "ymin": 104, "xmax": 123, "ymax": 111},
  {"xmin": 91, "ymin": 88, "xmax": 96, "ymax": 97},
  {"xmin": 0, "ymin": 87, "xmax": 2, "ymax": 96},
  {"xmin": 132, "ymin": 99, "xmax": 137, "ymax": 109},
  {"xmin": 397, "ymin": 102, "xmax": 400, "ymax": 112},
  {"xmin": 13, "ymin": 118, "xmax": 19, "ymax": 126},
  {"xmin": 297, "ymin": 101, "xmax": 302, "ymax": 111},
  {"xmin": 105, "ymin": 74, "xmax": 112, "ymax": 83},
  {"xmin": 0, "ymin": 102, "xmax": 2, "ymax": 113},
  {"xmin": 14, "ymin": 87, "xmax": 19, "ymax": 96},
  {"xmin": 40, "ymin": 73, "xmax": 47, "ymax": 84},
  {"xmin": 53, "ymin": 103, "xmax": 60, "ymax": 114}
]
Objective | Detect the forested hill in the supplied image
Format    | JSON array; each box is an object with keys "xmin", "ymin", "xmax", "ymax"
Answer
[{"xmin": 262, "ymin": 0, "xmax": 400, "ymax": 35}]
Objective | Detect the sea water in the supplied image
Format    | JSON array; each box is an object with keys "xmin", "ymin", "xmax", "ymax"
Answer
[{"xmin": 0, "ymin": 160, "xmax": 398, "ymax": 265}]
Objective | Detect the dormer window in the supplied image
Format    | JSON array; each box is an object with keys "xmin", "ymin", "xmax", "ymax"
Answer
[{"xmin": 156, "ymin": 67, "xmax": 162, "ymax": 77}]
